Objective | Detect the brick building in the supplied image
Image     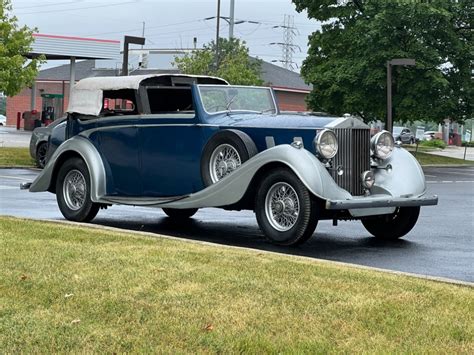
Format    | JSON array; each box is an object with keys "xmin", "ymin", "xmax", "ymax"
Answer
[{"xmin": 6, "ymin": 53, "xmax": 311, "ymax": 127}]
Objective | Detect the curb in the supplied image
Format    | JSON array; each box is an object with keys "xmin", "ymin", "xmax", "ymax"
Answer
[
  {"xmin": 0, "ymin": 166, "xmax": 40, "ymax": 170},
  {"xmin": 7, "ymin": 216, "xmax": 473, "ymax": 288}
]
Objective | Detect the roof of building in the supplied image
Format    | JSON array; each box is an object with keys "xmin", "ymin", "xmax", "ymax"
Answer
[{"xmin": 37, "ymin": 56, "xmax": 312, "ymax": 92}]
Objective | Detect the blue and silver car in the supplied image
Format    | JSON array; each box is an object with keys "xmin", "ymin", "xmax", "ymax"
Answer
[{"xmin": 27, "ymin": 74, "xmax": 438, "ymax": 245}]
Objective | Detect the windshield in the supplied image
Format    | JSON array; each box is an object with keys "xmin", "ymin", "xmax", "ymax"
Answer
[{"xmin": 198, "ymin": 85, "xmax": 276, "ymax": 114}]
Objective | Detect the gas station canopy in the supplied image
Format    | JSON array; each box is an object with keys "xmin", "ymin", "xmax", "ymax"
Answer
[
  {"xmin": 27, "ymin": 33, "xmax": 120, "ymax": 60},
  {"xmin": 25, "ymin": 33, "xmax": 121, "ymax": 111}
]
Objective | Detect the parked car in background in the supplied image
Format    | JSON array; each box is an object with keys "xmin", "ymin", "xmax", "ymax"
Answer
[
  {"xmin": 26, "ymin": 74, "xmax": 437, "ymax": 246},
  {"xmin": 393, "ymin": 126, "xmax": 415, "ymax": 144},
  {"xmin": 0, "ymin": 114, "xmax": 6, "ymax": 126},
  {"xmin": 423, "ymin": 131, "xmax": 438, "ymax": 141},
  {"xmin": 29, "ymin": 117, "xmax": 66, "ymax": 168}
]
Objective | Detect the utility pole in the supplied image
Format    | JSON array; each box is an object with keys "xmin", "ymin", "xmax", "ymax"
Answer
[
  {"xmin": 229, "ymin": 0, "xmax": 235, "ymax": 39},
  {"xmin": 270, "ymin": 15, "xmax": 299, "ymax": 71},
  {"xmin": 141, "ymin": 22, "xmax": 145, "ymax": 49},
  {"xmin": 215, "ymin": 0, "xmax": 221, "ymax": 68}
]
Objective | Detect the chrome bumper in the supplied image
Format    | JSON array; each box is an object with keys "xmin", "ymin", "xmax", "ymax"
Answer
[{"xmin": 325, "ymin": 194, "xmax": 438, "ymax": 210}]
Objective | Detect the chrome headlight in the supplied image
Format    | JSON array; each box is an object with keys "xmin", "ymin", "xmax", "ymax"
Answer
[
  {"xmin": 314, "ymin": 129, "xmax": 338, "ymax": 159},
  {"xmin": 371, "ymin": 131, "xmax": 394, "ymax": 160}
]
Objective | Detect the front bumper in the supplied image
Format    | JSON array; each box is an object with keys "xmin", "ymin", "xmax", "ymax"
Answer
[{"xmin": 326, "ymin": 194, "xmax": 438, "ymax": 210}]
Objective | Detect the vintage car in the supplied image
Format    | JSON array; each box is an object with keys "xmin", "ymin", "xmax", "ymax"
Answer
[{"xmin": 25, "ymin": 74, "xmax": 437, "ymax": 246}]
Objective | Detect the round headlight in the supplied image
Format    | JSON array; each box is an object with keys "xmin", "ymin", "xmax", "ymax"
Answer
[
  {"xmin": 314, "ymin": 129, "xmax": 338, "ymax": 159},
  {"xmin": 371, "ymin": 131, "xmax": 394, "ymax": 160}
]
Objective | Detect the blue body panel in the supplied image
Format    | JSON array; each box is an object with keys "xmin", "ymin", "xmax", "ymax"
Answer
[{"xmin": 63, "ymin": 85, "xmax": 337, "ymax": 198}]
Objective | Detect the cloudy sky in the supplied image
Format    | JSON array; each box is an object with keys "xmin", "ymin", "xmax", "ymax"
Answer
[{"xmin": 11, "ymin": 0, "xmax": 321, "ymax": 71}]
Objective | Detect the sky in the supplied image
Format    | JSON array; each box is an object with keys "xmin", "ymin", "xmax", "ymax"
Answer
[{"xmin": 11, "ymin": 0, "xmax": 321, "ymax": 71}]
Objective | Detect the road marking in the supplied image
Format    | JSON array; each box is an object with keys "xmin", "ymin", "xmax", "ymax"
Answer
[{"xmin": 0, "ymin": 175, "xmax": 28, "ymax": 181}]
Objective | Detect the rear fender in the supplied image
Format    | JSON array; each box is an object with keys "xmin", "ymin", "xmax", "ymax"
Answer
[{"xmin": 29, "ymin": 136, "xmax": 106, "ymax": 202}]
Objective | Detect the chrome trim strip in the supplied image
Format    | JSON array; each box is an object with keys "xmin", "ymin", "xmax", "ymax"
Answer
[{"xmin": 265, "ymin": 136, "xmax": 275, "ymax": 148}]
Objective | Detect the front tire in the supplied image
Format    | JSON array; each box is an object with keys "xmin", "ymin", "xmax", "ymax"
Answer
[
  {"xmin": 56, "ymin": 157, "xmax": 100, "ymax": 222},
  {"xmin": 162, "ymin": 208, "xmax": 198, "ymax": 219},
  {"xmin": 361, "ymin": 206, "xmax": 420, "ymax": 240},
  {"xmin": 255, "ymin": 168, "xmax": 318, "ymax": 246}
]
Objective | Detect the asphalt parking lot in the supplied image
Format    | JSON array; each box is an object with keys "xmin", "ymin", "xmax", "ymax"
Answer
[{"xmin": 0, "ymin": 166, "xmax": 473, "ymax": 282}]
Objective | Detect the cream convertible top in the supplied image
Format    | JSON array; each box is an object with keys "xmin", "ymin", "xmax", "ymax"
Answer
[{"xmin": 67, "ymin": 74, "xmax": 229, "ymax": 116}]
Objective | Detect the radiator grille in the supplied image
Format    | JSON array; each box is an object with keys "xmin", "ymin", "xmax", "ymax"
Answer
[{"xmin": 331, "ymin": 128, "xmax": 371, "ymax": 196}]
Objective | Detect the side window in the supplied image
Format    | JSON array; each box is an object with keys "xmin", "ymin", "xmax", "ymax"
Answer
[
  {"xmin": 101, "ymin": 89, "xmax": 138, "ymax": 116},
  {"xmin": 147, "ymin": 88, "xmax": 194, "ymax": 114}
]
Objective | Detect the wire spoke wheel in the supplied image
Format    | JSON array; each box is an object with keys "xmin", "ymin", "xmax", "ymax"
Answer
[
  {"xmin": 265, "ymin": 182, "xmax": 300, "ymax": 232},
  {"xmin": 209, "ymin": 143, "xmax": 242, "ymax": 183},
  {"xmin": 62, "ymin": 169, "xmax": 86, "ymax": 211},
  {"xmin": 37, "ymin": 143, "xmax": 48, "ymax": 168}
]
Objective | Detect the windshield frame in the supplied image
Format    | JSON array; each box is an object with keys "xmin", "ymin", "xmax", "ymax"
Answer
[{"xmin": 197, "ymin": 84, "xmax": 278, "ymax": 116}]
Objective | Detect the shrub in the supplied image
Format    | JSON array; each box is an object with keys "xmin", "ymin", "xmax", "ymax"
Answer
[{"xmin": 420, "ymin": 139, "xmax": 447, "ymax": 149}]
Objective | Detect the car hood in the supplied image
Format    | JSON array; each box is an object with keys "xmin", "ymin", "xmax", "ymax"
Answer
[{"xmin": 213, "ymin": 113, "xmax": 338, "ymax": 129}]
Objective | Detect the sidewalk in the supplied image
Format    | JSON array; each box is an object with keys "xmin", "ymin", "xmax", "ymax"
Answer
[
  {"xmin": 0, "ymin": 126, "xmax": 32, "ymax": 148},
  {"xmin": 422, "ymin": 146, "xmax": 474, "ymax": 161}
]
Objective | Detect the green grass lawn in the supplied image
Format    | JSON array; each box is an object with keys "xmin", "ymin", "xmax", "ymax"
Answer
[
  {"xmin": 1, "ymin": 217, "xmax": 472, "ymax": 353},
  {"xmin": 410, "ymin": 151, "xmax": 474, "ymax": 165},
  {"xmin": 0, "ymin": 147, "xmax": 35, "ymax": 167}
]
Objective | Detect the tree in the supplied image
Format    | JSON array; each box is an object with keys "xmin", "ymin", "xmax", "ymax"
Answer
[
  {"xmin": 0, "ymin": 0, "xmax": 43, "ymax": 96},
  {"xmin": 174, "ymin": 38, "xmax": 263, "ymax": 86},
  {"xmin": 293, "ymin": 0, "xmax": 473, "ymax": 124}
]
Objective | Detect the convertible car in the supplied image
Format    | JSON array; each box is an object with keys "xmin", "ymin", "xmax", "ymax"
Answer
[{"xmin": 24, "ymin": 74, "xmax": 437, "ymax": 245}]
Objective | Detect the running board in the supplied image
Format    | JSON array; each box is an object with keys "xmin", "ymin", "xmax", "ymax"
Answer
[{"xmin": 99, "ymin": 195, "xmax": 189, "ymax": 206}]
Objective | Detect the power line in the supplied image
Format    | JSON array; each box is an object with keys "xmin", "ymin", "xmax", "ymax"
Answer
[{"xmin": 16, "ymin": 1, "xmax": 137, "ymax": 15}]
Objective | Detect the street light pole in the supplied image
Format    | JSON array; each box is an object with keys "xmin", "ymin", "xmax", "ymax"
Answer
[
  {"xmin": 215, "ymin": 0, "xmax": 221, "ymax": 68},
  {"xmin": 229, "ymin": 0, "xmax": 235, "ymax": 39},
  {"xmin": 386, "ymin": 58, "xmax": 416, "ymax": 133}
]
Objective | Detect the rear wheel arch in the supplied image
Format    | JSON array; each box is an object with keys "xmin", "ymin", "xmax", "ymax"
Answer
[{"xmin": 48, "ymin": 151, "xmax": 85, "ymax": 193}]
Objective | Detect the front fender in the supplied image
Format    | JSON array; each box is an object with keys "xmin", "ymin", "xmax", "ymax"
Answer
[
  {"xmin": 161, "ymin": 144, "xmax": 351, "ymax": 209},
  {"xmin": 372, "ymin": 147, "xmax": 426, "ymax": 197},
  {"xmin": 29, "ymin": 136, "xmax": 106, "ymax": 202}
]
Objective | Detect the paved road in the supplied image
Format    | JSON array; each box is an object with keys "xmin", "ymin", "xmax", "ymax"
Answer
[
  {"xmin": 0, "ymin": 127, "xmax": 32, "ymax": 148},
  {"xmin": 1, "ymin": 167, "xmax": 473, "ymax": 282}
]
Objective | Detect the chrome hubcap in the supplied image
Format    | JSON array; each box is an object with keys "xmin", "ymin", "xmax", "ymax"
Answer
[
  {"xmin": 265, "ymin": 182, "xmax": 300, "ymax": 232},
  {"xmin": 63, "ymin": 169, "xmax": 86, "ymax": 211},
  {"xmin": 209, "ymin": 144, "xmax": 241, "ymax": 183}
]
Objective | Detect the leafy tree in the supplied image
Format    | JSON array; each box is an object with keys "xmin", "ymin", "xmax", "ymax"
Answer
[
  {"xmin": 0, "ymin": 0, "xmax": 43, "ymax": 96},
  {"xmin": 174, "ymin": 38, "xmax": 263, "ymax": 86},
  {"xmin": 293, "ymin": 0, "xmax": 473, "ymax": 124}
]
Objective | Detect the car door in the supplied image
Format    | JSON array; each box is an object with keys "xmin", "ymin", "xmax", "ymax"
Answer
[
  {"xmin": 97, "ymin": 115, "xmax": 142, "ymax": 196},
  {"xmin": 139, "ymin": 86, "xmax": 207, "ymax": 197}
]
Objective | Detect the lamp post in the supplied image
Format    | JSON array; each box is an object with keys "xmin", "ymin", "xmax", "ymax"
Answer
[
  {"xmin": 386, "ymin": 58, "xmax": 416, "ymax": 133},
  {"xmin": 122, "ymin": 35, "xmax": 146, "ymax": 76}
]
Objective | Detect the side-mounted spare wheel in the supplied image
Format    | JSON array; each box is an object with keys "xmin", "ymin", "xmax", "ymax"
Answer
[
  {"xmin": 255, "ymin": 168, "xmax": 319, "ymax": 246},
  {"xmin": 361, "ymin": 206, "xmax": 420, "ymax": 240},
  {"xmin": 201, "ymin": 129, "xmax": 258, "ymax": 186},
  {"xmin": 56, "ymin": 157, "xmax": 100, "ymax": 222}
]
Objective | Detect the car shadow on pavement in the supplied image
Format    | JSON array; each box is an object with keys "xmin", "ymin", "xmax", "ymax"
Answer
[{"xmin": 91, "ymin": 215, "xmax": 417, "ymax": 262}]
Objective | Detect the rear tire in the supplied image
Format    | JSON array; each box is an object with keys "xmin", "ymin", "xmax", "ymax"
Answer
[
  {"xmin": 162, "ymin": 208, "xmax": 198, "ymax": 219},
  {"xmin": 255, "ymin": 168, "xmax": 318, "ymax": 246},
  {"xmin": 36, "ymin": 142, "xmax": 48, "ymax": 168},
  {"xmin": 361, "ymin": 206, "xmax": 420, "ymax": 240},
  {"xmin": 56, "ymin": 158, "xmax": 100, "ymax": 222}
]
